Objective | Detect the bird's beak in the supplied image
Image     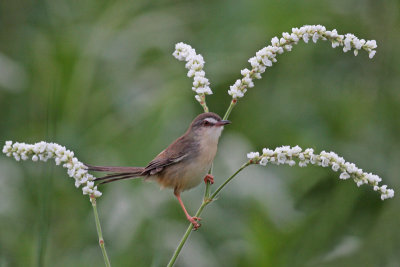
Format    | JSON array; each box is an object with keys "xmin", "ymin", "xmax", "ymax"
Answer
[{"xmin": 216, "ymin": 120, "xmax": 231, "ymax": 126}]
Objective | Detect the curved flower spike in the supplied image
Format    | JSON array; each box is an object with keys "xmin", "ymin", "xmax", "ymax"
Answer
[
  {"xmin": 173, "ymin": 42, "xmax": 212, "ymax": 112},
  {"xmin": 247, "ymin": 145, "xmax": 394, "ymax": 200},
  {"xmin": 228, "ymin": 25, "xmax": 378, "ymax": 99},
  {"xmin": 2, "ymin": 141, "xmax": 101, "ymax": 202}
]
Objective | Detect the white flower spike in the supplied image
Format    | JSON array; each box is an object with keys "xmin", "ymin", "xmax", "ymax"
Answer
[
  {"xmin": 247, "ymin": 145, "xmax": 394, "ymax": 200},
  {"xmin": 228, "ymin": 25, "xmax": 378, "ymax": 99},
  {"xmin": 173, "ymin": 42, "xmax": 212, "ymax": 111},
  {"xmin": 2, "ymin": 141, "xmax": 102, "ymax": 201}
]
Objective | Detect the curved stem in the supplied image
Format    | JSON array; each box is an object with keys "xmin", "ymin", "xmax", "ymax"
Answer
[
  {"xmin": 167, "ymin": 162, "xmax": 251, "ymax": 266},
  {"xmin": 91, "ymin": 196, "xmax": 111, "ymax": 267}
]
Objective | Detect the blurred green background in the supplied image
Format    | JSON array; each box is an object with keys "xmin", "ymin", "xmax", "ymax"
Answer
[{"xmin": 1, "ymin": 0, "xmax": 399, "ymax": 266}]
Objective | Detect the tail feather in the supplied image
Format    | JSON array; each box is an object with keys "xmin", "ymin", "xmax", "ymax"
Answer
[
  {"xmin": 95, "ymin": 172, "xmax": 134, "ymax": 181},
  {"xmin": 99, "ymin": 174, "xmax": 140, "ymax": 184},
  {"xmin": 86, "ymin": 164, "xmax": 144, "ymax": 173},
  {"xmin": 85, "ymin": 164, "xmax": 145, "ymax": 184}
]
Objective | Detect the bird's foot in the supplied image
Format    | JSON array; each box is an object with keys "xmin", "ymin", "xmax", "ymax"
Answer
[
  {"xmin": 204, "ymin": 174, "xmax": 214, "ymax": 184},
  {"xmin": 187, "ymin": 216, "xmax": 201, "ymax": 230}
]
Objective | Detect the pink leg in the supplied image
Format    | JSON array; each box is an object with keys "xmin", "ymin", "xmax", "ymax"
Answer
[
  {"xmin": 204, "ymin": 174, "xmax": 214, "ymax": 184},
  {"xmin": 174, "ymin": 192, "xmax": 201, "ymax": 230}
]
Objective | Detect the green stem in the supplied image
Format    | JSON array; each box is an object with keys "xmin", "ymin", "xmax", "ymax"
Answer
[
  {"xmin": 203, "ymin": 104, "xmax": 209, "ymax": 113},
  {"xmin": 199, "ymin": 94, "xmax": 209, "ymax": 113},
  {"xmin": 222, "ymin": 99, "xmax": 237, "ymax": 120},
  {"xmin": 204, "ymin": 164, "xmax": 213, "ymax": 199},
  {"xmin": 210, "ymin": 162, "xmax": 251, "ymax": 199},
  {"xmin": 166, "ymin": 201, "xmax": 208, "ymax": 267},
  {"xmin": 166, "ymin": 162, "xmax": 251, "ymax": 266},
  {"xmin": 91, "ymin": 196, "xmax": 111, "ymax": 267}
]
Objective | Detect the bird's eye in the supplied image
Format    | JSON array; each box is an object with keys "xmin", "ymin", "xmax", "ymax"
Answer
[{"xmin": 203, "ymin": 120, "xmax": 212, "ymax": 126}]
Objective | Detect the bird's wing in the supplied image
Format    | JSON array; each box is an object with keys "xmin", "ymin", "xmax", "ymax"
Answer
[
  {"xmin": 143, "ymin": 149, "xmax": 188, "ymax": 176},
  {"xmin": 143, "ymin": 135, "xmax": 194, "ymax": 176}
]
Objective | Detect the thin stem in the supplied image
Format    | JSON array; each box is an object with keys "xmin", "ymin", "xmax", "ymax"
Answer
[
  {"xmin": 203, "ymin": 104, "xmax": 209, "ymax": 113},
  {"xmin": 199, "ymin": 94, "xmax": 209, "ymax": 113},
  {"xmin": 211, "ymin": 162, "xmax": 251, "ymax": 199},
  {"xmin": 36, "ymin": 168, "xmax": 53, "ymax": 267},
  {"xmin": 167, "ymin": 201, "xmax": 207, "ymax": 267},
  {"xmin": 167, "ymin": 162, "xmax": 251, "ymax": 266},
  {"xmin": 204, "ymin": 164, "xmax": 213, "ymax": 199},
  {"xmin": 222, "ymin": 99, "xmax": 237, "ymax": 120},
  {"xmin": 91, "ymin": 196, "xmax": 111, "ymax": 267}
]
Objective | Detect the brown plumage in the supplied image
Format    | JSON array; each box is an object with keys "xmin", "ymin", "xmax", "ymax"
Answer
[{"xmin": 87, "ymin": 112, "xmax": 230, "ymax": 229}]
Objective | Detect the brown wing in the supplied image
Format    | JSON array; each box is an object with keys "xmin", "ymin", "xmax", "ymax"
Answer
[
  {"xmin": 142, "ymin": 134, "xmax": 196, "ymax": 176},
  {"xmin": 143, "ymin": 149, "xmax": 188, "ymax": 176}
]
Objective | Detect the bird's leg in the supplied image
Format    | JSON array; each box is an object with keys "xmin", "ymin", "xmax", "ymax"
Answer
[
  {"xmin": 204, "ymin": 174, "xmax": 214, "ymax": 184},
  {"xmin": 174, "ymin": 191, "xmax": 201, "ymax": 230}
]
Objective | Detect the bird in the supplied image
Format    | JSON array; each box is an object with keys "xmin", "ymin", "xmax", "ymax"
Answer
[{"xmin": 86, "ymin": 112, "xmax": 231, "ymax": 229}]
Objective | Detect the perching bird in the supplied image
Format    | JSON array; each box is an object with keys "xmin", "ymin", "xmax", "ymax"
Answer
[{"xmin": 86, "ymin": 112, "xmax": 230, "ymax": 229}]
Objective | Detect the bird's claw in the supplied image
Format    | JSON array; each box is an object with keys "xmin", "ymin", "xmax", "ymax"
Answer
[
  {"xmin": 188, "ymin": 216, "xmax": 202, "ymax": 230},
  {"xmin": 204, "ymin": 174, "xmax": 214, "ymax": 184}
]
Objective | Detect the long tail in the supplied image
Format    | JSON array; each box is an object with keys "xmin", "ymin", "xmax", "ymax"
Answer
[{"xmin": 86, "ymin": 164, "xmax": 145, "ymax": 184}]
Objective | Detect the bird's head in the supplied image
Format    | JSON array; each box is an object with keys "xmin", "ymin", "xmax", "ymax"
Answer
[{"xmin": 189, "ymin": 112, "xmax": 231, "ymax": 141}]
